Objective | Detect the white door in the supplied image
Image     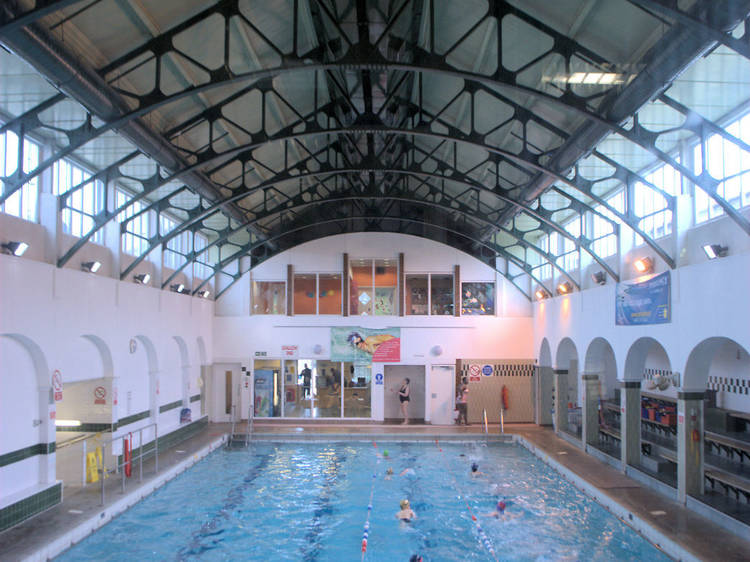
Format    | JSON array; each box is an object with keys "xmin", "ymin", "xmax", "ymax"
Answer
[
  {"xmin": 212, "ymin": 367, "xmax": 239, "ymax": 422},
  {"xmin": 429, "ymin": 365, "xmax": 455, "ymax": 425}
]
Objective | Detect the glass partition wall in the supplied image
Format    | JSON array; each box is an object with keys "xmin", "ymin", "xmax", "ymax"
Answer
[{"xmin": 257, "ymin": 358, "xmax": 371, "ymax": 418}]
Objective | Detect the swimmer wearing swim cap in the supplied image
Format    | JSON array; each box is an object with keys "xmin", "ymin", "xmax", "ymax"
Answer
[
  {"xmin": 471, "ymin": 462, "xmax": 484, "ymax": 477},
  {"xmin": 484, "ymin": 499, "xmax": 508, "ymax": 518},
  {"xmin": 396, "ymin": 499, "xmax": 417, "ymax": 521}
]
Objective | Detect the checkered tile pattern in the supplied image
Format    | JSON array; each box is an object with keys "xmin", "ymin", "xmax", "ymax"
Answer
[
  {"xmin": 643, "ymin": 368, "xmax": 672, "ymax": 381},
  {"xmin": 707, "ymin": 375, "xmax": 750, "ymax": 395}
]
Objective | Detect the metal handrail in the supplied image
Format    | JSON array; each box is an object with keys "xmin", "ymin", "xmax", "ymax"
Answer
[{"xmin": 95, "ymin": 422, "xmax": 159, "ymax": 506}]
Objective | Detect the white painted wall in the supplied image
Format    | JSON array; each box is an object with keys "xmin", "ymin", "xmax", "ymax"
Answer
[
  {"xmin": 213, "ymin": 233, "xmax": 535, "ymax": 420},
  {"xmin": 533, "ymin": 252, "xmax": 750, "ymax": 407},
  {"xmin": 0, "ymin": 253, "xmax": 213, "ymax": 503}
]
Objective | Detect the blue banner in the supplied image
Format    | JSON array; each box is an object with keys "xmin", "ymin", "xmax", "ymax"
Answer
[{"xmin": 615, "ymin": 271, "xmax": 671, "ymax": 325}]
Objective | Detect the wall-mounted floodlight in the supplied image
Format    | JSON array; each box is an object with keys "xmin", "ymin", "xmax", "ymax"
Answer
[
  {"xmin": 1, "ymin": 241, "xmax": 29, "ymax": 256},
  {"xmin": 81, "ymin": 261, "xmax": 101, "ymax": 273},
  {"xmin": 556, "ymin": 281, "xmax": 573, "ymax": 295},
  {"xmin": 633, "ymin": 257, "xmax": 653, "ymax": 274},
  {"xmin": 134, "ymin": 273, "xmax": 151, "ymax": 285},
  {"xmin": 534, "ymin": 287, "xmax": 549, "ymax": 300},
  {"xmin": 702, "ymin": 244, "xmax": 728, "ymax": 260},
  {"xmin": 170, "ymin": 283, "xmax": 185, "ymax": 293},
  {"xmin": 199, "ymin": 289, "xmax": 210, "ymax": 298},
  {"xmin": 591, "ymin": 271, "xmax": 606, "ymax": 285}
]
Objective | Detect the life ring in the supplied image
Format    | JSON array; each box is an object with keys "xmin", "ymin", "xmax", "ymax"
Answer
[{"xmin": 501, "ymin": 386, "xmax": 509, "ymax": 411}]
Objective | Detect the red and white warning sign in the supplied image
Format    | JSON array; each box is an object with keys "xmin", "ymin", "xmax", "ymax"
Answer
[
  {"xmin": 52, "ymin": 370, "xmax": 63, "ymax": 402},
  {"xmin": 468, "ymin": 364, "xmax": 481, "ymax": 382},
  {"xmin": 94, "ymin": 386, "xmax": 107, "ymax": 405}
]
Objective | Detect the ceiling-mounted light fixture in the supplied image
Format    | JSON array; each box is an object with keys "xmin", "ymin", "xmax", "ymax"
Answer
[
  {"xmin": 557, "ymin": 281, "xmax": 573, "ymax": 295},
  {"xmin": 702, "ymin": 244, "xmax": 728, "ymax": 260},
  {"xmin": 199, "ymin": 289, "xmax": 210, "ymax": 298},
  {"xmin": 591, "ymin": 271, "xmax": 606, "ymax": 285},
  {"xmin": 1, "ymin": 241, "xmax": 29, "ymax": 256},
  {"xmin": 170, "ymin": 283, "xmax": 185, "ymax": 293},
  {"xmin": 81, "ymin": 261, "xmax": 101, "ymax": 273},
  {"xmin": 633, "ymin": 257, "xmax": 653, "ymax": 274},
  {"xmin": 534, "ymin": 287, "xmax": 549, "ymax": 300},
  {"xmin": 134, "ymin": 273, "xmax": 151, "ymax": 285}
]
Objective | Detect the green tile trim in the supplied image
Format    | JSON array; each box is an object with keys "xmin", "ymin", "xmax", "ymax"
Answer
[
  {"xmin": 159, "ymin": 400, "xmax": 183, "ymax": 414},
  {"xmin": 0, "ymin": 442, "xmax": 55, "ymax": 468},
  {"xmin": 117, "ymin": 410, "xmax": 150, "ymax": 428},
  {"xmin": 55, "ymin": 423, "xmax": 112, "ymax": 433},
  {"xmin": 0, "ymin": 482, "xmax": 61, "ymax": 532},
  {"xmin": 190, "ymin": 394, "xmax": 201, "ymax": 403},
  {"xmin": 117, "ymin": 416, "xmax": 208, "ymax": 466}
]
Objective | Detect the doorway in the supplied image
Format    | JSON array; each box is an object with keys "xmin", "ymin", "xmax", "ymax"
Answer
[
  {"xmin": 384, "ymin": 365, "xmax": 425, "ymax": 423},
  {"xmin": 212, "ymin": 365, "xmax": 240, "ymax": 422},
  {"xmin": 429, "ymin": 365, "xmax": 455, "ymax": 425}
]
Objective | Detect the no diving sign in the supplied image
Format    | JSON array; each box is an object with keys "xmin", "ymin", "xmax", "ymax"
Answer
[
  {"xmin": 94, "ymin": 386, "xmax": 106, "ymax": 405},
  {"xmin": 52, "ymin": 370, "xmax": 63, "ymax": 402},
  {"xmin": 468, "ymin": 364, "xmax": 481, "ymax": 382}
]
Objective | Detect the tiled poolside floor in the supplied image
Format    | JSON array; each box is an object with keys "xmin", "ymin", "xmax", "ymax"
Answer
[{"xmin": 1, "ymin": 422, "xmax": 748, "ymax": 561}]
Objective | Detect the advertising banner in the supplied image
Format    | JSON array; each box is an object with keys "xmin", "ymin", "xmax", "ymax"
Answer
[
  {"xmin": 331, "ymin": 327, "xmax": 401, "ymax": 363},
  {"xmin": 616, "ymin": 271, "xmax": 671, "ymax": 325}
]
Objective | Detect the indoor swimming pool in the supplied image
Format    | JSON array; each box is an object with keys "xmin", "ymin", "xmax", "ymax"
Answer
[{"xmin": 56, "ymin": 439, "xmax": 671, "ymax": 561}]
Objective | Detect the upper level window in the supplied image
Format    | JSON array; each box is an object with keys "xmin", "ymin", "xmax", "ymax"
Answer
[
  {"xmin": 0, "ymin": 130, "xmax": 39, "ymax": 222},
  {"xmin": 634, "ymin": 160, "xmax": 680, "ymax": 244},
  {"xmin": 592, "ymin": 190, "xmax": 624, "ymax": 258},
  {"xmin": 53, "ymin": 158, "xmax": 105, "ymax": 243},
  {"xmin": 194, "ymin": 232, "xmax": 211, "ymax": 280},
  {"xmin": 430, "ymin": 274, "xmax": 454, "ymax": 315},
  {"xmin": 117, "ymin": 189, "xmax": 150, "ymax": 256},
  {"xmin": 349, "ymin": 258, "xmax": 398, "ymax": 316},
  {"xmin": 560, "ymin": 217, "xmax": 580, "ymax": 272},
  {"xmin": 160, "ymin": 215, "xmax": 191, "ymax": 270},
  {"xmin": 694, "ymin": 112, "xmax": 750, "ymax": 224},
  {"xmin": 252, "ymin": 281, "xmax": 286, "ymax": 314},
  {"xmin": 292, "ymin": 273, "xmax": 342, "ymax": 315}
]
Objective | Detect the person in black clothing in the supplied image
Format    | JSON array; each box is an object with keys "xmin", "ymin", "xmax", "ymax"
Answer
[
  {"xmin": 398, "ymin": 377, "xmax": 410, "ymax": 424},
  {"xmin": 301, "ymin": 363, "xmax": 312, "ymax": 399}
]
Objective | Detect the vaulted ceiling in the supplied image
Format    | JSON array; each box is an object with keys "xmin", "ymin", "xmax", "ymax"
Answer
[{"xmin": 2, "ymin": 0, "xmax": 750, "ymax": 298}]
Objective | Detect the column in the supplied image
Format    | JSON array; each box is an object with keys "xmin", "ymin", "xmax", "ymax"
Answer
[
  {"xmin": 553, "ymin": 369, "xmax": 568, "ymax": 433},
  {"xmin": 582, "ymin": 374, "xmax": 599, "ymax": 446},
  {"xmin": 535, "ymin": 365, "xmax": 554, "ymax": 425},
  {"xmin": 620, "ymin": 380, "xmax": 641, "ymax": 470},
  {"xmin": 677, "ymin": 391, "xmax": 705, "ymax": 503}
]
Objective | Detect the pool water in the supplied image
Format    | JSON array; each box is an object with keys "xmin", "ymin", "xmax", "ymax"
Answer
[{"xmin": 56, "ymin": 440, "xmax": 671, "ymax": 561}]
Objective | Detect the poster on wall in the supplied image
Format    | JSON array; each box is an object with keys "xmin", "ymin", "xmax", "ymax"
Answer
[
  {"xmin": 254, "ymin": 369, "xmax": 274, "ymax": 417},
  {"xmin": 615, "ymin": 271, "xmax": 671, "ymax": 325},
  {"xmin": 331, "ymin": 327, "xmax": 401, "ymax": 363}
]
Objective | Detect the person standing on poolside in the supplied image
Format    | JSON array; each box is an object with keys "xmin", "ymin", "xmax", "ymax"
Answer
[
  {"xmin": 456, "ymin": 377, "xmax": 469, "ymax": 425},
  {"xmin": 397, "ymin": 378, "xmax": 410, "ymax": 424}
]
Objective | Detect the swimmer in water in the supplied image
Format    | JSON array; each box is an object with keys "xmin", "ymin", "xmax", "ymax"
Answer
[
  {"xmin": 400, "ymin": 467, "xmax": 416, "ymax": 477},
  {"xmin": 470, "ymin": 462, "xmax": 485, "ymax": 477},
  {"xmin": 385, "ymin": 467, "xmax": 394, "ymax": 480},
  {"xmin": 396, "ymin": 499, "xmax": 417, "ymax": 521},
  {"xmin": 484, "ymin": 500, "xmax": 507, "ymax": 518}
]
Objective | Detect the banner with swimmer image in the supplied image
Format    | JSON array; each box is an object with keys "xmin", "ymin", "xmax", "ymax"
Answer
[
  {"xmin": 615, "ymin": 271, "xmax": 671, "ymax": 325},
  {"xmin": 331, "ymin": 327, "xmax": 401, "ymax": 363}
]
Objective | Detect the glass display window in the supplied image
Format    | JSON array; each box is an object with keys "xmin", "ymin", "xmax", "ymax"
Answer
[
  {"xmin": 293, "ymin": 274, "xmax": 316, "ymax": 314},
  {"xmin": 430, "ymin": 274, "xmax": 454, "ymax": 315},
  {"xmin": 251, "ymin": 281, "xmax": 286, "ymax": 314},
  {"xmin": 318, "ymin": 274, "xmax": 342, "ymax": 314},
  {"xmin": 405, "ymin": 274, "xmax": 428, "ymax": 315},
  {"xmin": 461, "ymin": 282, "xmax": 495, "ymax": 315}
]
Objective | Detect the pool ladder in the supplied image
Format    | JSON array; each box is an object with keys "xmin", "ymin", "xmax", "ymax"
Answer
[{"xmin": 228, "ymin": 404, "xmax": 253, "ymax": 448}]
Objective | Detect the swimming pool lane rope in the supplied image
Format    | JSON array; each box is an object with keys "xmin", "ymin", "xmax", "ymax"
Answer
[
  {"xmin": 360, "ymin": 441, "xmax": 381, "ymax": 561},
  {"xmin": 434, "ymin": 439, "xmax": 499, "ymax": 562}
]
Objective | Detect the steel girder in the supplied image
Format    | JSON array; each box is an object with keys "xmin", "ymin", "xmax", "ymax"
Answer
[
  {"xmin": 2, "ymin": 0, "xmax": 750, "ymax": 294},
  {"xmin": 626, "ymin": 0, "xmax": 750, "ymax": 60},
  {"xmin": 199, "ymin": 208, "xmax": 550, "ymax": 301},
  {"xmin": 150, "ymin": 175, "xmax": 586, "ymax": 293}
]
